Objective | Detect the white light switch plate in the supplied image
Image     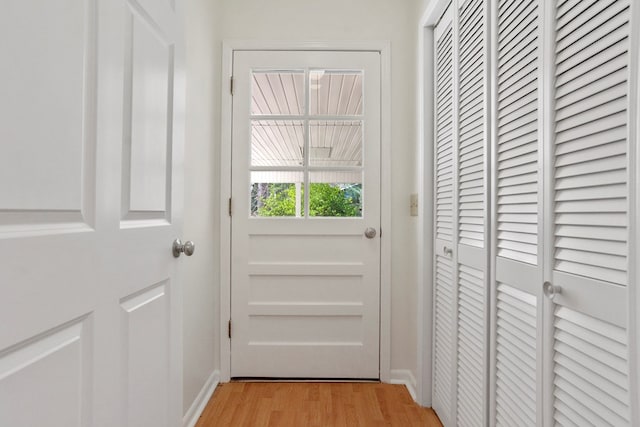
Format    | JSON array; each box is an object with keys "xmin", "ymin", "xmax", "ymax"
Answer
[{"xmin": 410, "ymin": 193, "xmax": 418, "ymax": 216}]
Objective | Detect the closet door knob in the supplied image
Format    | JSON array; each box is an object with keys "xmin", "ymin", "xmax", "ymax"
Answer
[
  {"xmin": 543, "ymin": 281, "xmax": 561, "ymax": 301},
  {"xmin": 443, "ymin": 246, "xmax": 453, "ymax": 257}
]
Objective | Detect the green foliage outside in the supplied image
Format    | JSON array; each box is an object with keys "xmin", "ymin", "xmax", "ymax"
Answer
[
  {"xmin": 252, "ymin": 183, "xmax": 361, "ymax": 217},
  {"xmin": 256, "ymin": 184, "xmax": 297, "ymax": 216}
]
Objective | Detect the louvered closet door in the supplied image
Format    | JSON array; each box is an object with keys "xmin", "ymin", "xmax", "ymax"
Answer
[
  {"xmin": 492, "ymin": 0, "xmax": 543, "ymax": 426},
  {"xmin": 547, "ymin": 1, "xmax": 632, "ymax": 425},
  {"xmin": 433, "ymin": 6, "xmax": 456, "ymax": 427},
  {"xmin": 456, "ymin": 0, "xmax": 488, "ymax": 426}
]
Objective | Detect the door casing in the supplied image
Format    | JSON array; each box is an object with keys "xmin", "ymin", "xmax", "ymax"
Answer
[{"xmin": 219, "ymin": 40, "xmax": 392, "ymax": 383}]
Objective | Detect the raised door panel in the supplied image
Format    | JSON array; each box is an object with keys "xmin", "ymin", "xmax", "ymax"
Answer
[
  {"xmin": 0, "ymin": 0, "xmax": 96, "ymax": 229},
  {"xmin": 120, "ymin": 281, "xmax": 171, "ymax": 427},
  {"xmin": 0, "ymin": 319, "xmax": 90, "ymax": 427},
  {"xmin": 121, "ymin": 0, "xmax": 176, "ymax": 223}
]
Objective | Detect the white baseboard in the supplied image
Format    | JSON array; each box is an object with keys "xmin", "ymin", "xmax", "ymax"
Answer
[
  {"xmin": 389, "ymin": 369, "xmax": 418, "ymax": 403},
  {"xmin": 183, "ymin": 370, "xmax": 220, "ymax": 427}
]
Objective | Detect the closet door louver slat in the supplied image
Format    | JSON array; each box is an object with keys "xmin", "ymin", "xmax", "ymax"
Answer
[
  {"xmin": 434, "ymin": 255, "xmax": 454, "ymax": 418},
  {"xmin": 458, "ymin": 0, "xmax": 486, "ymax": 249},
  {"xmin": 457, "ymin": 264, "xmax": 484, "ymax": 427},
  {"xmin": 553, "ymin": 307, "xmax": 630, "ymax": 426},
  {"xmin": 436, "ymin": 23, "xmax": 455, "ymax": 243},
  {"xmin": 495, "ymin": 284, "xmax": 537, "ymax": 427},
  {"xmin": 553, "ymin": 0, "xmax": 630, "ymax": 286},
  {"xmin": 496, "ymin": 0, "xmax": 539, "ymax": 265}
]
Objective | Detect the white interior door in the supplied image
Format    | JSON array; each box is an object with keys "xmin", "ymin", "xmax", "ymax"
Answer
[
  {"xmin": 455, "ymin": 0, "xmax": 489, "ymax": 426},
  {"xmin": 429, "ymin": 1, "xmax": 638, "ymax": 426},
  {"xmin": 230, "ymin": 50, "xmax": 381, "ymax": 378},
  {"xmin": 432, "ymin": 6, "xmax": 457, "ymax": 426},
  {"xmin": 545, "ymin": 1, "xmax": 632, "ymax": 425},
  {"xmin": 0, "ymin": 1, "xmax": 185, "ymax": 426},
  {"xmin": 490, "ymin": 0, "xmax": 543, "ymax": 425},
  {"xmin": 433, "ymin": 3, "xmax": 490, "ymax": 426}
]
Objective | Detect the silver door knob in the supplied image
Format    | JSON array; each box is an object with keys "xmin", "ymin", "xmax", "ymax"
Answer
[
  {"xmin": 443, "ymin": 246, "xmax": 453, "ymax": 257},
  {"xmin": 543, "ymin": 281, "xmax": 561, "ymax": 301},
  {"xmin": 173, "ymin": 239, "xmax": 195, "ymax": 257},
  {"xmin": 364, "ymin": 227, "xmax": 377, "ymax": 239}
]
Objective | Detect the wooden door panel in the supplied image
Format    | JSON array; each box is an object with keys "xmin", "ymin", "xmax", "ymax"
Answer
[
  {"xmin": 0, "ymin": 0, "xmax": 96, "ymax": 220},
  {"xmin": 0, "ymin": 319, "xmax": 90, "ymax": 427},
  {"xmin": 122, "ymin": 3, "xmax": 175, "ymax": 222},
  {"xmin": 120, "ymin": 281, "xmax": 171, "ymax": 427}
]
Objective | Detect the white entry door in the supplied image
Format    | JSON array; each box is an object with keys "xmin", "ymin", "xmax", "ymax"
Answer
[
  {"xmin": 0, "ymin": 1, "xmax": 185, "ymax": 426},
  {"xmin": 230, "ymin": 50, "xmax": 381, "ymax": 378}
]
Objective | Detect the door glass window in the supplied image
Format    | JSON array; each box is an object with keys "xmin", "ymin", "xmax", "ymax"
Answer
[
  {"xmin": 309, "ymin": 120, "xmax": 362, "ymax": 167},
  {"xmin": 251, "ymin": 72, "xmax": 304, "ymax": 115},
  {"xmin": 249, "ymin": 69, "xmax": 364, "ymax": 217},
  {"xmin": 309, "ymin": 171, "xmax": 362, "ymax": 217},
  {"xmin": 251, "ymin": 120, "xmax": 303, "ymax": 167},
  {"xmin": 250, "ymin": 171, "xmax": 304, "ymax": 217},
  {"xmin": 310, "ymin": 71, "xmax": 362, "ymax": 116}
]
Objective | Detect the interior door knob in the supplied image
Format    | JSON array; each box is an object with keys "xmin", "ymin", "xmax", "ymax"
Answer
[
  {"xmin": 364, "ymin": 227, "xmax": 377, "ymax": 239},
  {"xmin": 173, "ymin": 239, "xmax": 196, "ymax": 257},
  {"xmin": 543, "ymin": 281, "xmax": 561, "ymax": 301}
]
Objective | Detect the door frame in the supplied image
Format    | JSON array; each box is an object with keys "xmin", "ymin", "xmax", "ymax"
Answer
[{"xmin": 219, "ymin": 40, "xmax": 392, "ymax": 383}]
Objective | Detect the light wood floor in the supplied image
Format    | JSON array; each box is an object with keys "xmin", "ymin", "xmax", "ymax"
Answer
[{"xmin": 195, "ymin": 382, "xmax": 443, "ymax": 427}]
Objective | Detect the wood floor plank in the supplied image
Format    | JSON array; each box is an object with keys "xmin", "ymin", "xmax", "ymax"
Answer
[{"xmin": 195, "ymin": 382, "xmax": 443, "ymax": 427}]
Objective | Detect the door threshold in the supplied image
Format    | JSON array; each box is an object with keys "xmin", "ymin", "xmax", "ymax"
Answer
[{"xmin": 231, "ymin": 377, "xmax": 380, "ymax": 383}]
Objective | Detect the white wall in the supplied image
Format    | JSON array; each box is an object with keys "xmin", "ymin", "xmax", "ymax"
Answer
[
  {"xmin": 218, "ymin": 0, "xmax": 422, "ymax": 382},
  {"xmin": 182, "ymin": 0, "xmax": 222, "ymax": 415},
  {"xmin": 182, "ymin": 0, "xmax": 430, "ymax": 413},
  {"xmin": 419, "ymin": 0, "xmax": 432, "ymax": 17}
]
